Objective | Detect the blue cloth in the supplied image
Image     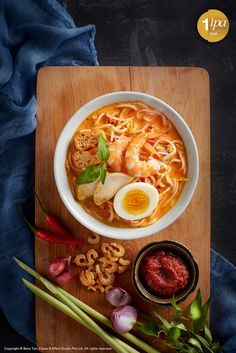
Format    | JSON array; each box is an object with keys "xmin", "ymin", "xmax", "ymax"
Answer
[
  {"xmin": 0, "ymin": 0, "xmax": 97, "ymax": 343},
  {"xmin": 0, "ymin": 1, "xmax": 236, "ymax": 352},
  {"xmin": 211, "ymin": 250, "xmax": 236, "ymax": 352}
]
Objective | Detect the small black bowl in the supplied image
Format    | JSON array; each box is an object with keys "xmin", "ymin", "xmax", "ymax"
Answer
[{"xmin": 132, "ymin": 240, "xmax": 199, "ymax": 305}]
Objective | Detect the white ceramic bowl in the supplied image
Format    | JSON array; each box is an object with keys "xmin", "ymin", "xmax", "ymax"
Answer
[{"xmin": 54, "ymin": 91, "xmax": 199, "ymax": 240}]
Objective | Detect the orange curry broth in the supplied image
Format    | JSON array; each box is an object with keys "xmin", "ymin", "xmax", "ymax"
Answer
[{"xmin": 65, "ymin": 101, "xmax": 187, "ymax": 228}]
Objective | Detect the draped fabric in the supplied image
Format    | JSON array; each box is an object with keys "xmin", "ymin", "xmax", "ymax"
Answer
[{"xmin": 0, "ymin": 0, "xmax": 97, "ymax": 342}]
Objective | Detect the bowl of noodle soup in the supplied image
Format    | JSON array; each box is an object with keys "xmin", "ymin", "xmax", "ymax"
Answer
[{"xmin": 54, "ymin": 91, "xmax": 198, "ymax": 239}]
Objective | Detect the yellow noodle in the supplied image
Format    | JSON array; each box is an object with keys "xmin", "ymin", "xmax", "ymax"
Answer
[{"xmin": 66, "ymin": 101, "xmax": 188, "ymax": 228}]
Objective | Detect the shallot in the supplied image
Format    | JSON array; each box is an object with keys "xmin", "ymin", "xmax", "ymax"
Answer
[
  {"xmin": 49, "ymin": 256, "xmax": 73, "ymax": 284},
  {"xmin": 106, "ymin": 287, "xmax": 132, "ymax": 307},
  {"xmin": 111, "ymin": 305, "xmax": 137, "ymax": 334}
]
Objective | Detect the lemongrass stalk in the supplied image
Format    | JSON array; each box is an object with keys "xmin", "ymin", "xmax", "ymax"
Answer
[
  {"xmin": 39, "ymin": 277, "xmax": 126, "ymax": 353},
  {"xmin": 23, "ymin": 279, "xmax": 139, "ymax": 353},
  {"xmin": 14, "ymin": 257, "xmax": 41, "ymax": 279},
  {"xmin": 14, "ymin": 258, "xmax": 160, "ymax": 353},
  {"xmin": 23, "ymin": 278, "xmax": 88, "ymax": 323}
]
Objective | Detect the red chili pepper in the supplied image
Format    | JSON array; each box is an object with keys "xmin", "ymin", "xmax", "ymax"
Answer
[
  {"xmin": 17, "ymin": 206, "xmax": 82, "ymax": 245},
  {"xmin": 34, "ymin": 190, "xmax": 77, "ymax": 240},
  {"xmin": 35, "ymin": 229, "xmax": 81, "ymax": 245}
]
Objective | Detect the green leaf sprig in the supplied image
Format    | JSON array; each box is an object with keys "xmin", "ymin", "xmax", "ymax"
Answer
[
  {"xmin": 97, "ymin": 133, "xmax": 110, "ymax": 162},
  {"xmin": 76, "ymin": 134, "xmax": 110, "ymax": 185},
  {"xmin": 137, "ymin": 289, "xmax": 220, "ymax": 353}
]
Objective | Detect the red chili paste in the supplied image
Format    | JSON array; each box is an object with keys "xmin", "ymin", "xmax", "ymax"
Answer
[{"xmin": 140, "ymin": 250, "xmax": 189, "ymax": 297}]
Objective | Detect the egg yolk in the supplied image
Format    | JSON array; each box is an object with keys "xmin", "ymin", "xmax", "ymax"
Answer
[{"xmin": 123, "ymin": 189, "xmax": 150, "ymax": 215}]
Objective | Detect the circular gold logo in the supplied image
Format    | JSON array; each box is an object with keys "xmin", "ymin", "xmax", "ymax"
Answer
[{"xmin": 197, "ymin": 9, "xmax": 229, "ymax": 42}]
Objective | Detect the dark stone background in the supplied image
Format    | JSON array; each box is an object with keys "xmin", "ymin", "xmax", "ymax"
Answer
[{"xmin": 1, "ymin": 0, "xmax": 235, "ymax": 349}]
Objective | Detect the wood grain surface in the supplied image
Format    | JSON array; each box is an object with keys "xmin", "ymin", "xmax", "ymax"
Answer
[{"xmin": 35, "ymin": 66, "xmax": 210, "ymax": 352}]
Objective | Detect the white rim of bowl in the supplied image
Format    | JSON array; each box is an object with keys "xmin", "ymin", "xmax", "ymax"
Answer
[{"xmin": 54, "ymin": 91, "xmax": 199, "ymax": 240}]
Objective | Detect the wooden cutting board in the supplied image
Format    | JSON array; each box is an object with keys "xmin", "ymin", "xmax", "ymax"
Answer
[{"xmin": 35, "ymin": 66, "xmax": 210, "ymax": 352}]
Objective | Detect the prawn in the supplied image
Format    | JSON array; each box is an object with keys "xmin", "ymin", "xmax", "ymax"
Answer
[
  {"xmin": 108, "ymin": 137, "xmax": 131, "ymax": 172},
  {"xmin": 125, "ymin": 133, "xmax": 161, "ymax": 177}
]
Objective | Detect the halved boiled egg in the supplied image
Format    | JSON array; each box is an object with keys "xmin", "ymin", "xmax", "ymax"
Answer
[{"xmin": 113, "ymin": 182, "xmax": 159, "ymax": 221}]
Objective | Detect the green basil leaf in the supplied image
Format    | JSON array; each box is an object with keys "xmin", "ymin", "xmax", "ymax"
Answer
[
  {"xmin": 168, "ymin": 326, "xmax": 181, "ymax": 342},
  {"xmin": 100, "ymin": 164, "xmax": 107, "ymax": 184},
  {"xmin": 97, "ymin": 134, "xmax": 110, "ymax": 162},
  {"xmin": 190, "ymin": 291, "xmax": 202, "ymax": 321},
  {"xmin": 195, "ymin": 288, "xmax": 202, "ymax": 307},
  {"xmin": 173, "ymin": 342, "xmax": 191, "ymax": 351},
  {"xmin": 188, "ymin": 338, "xmax": 203, "ymax": 352},
  {"xmin": 136, "ymin": 322, "xmax": 158, "ymax": 337},
  {"xmin": 195, "ymin": 334, "xmax": 213, "ymax": 352},
  {"xmin": 170, "ymin": 297, "xmax": 183, "ymax": 321},
  {"xmin": 204, "ymin": 324, "xmax": 212, "ymax": 343},
  {"xmin": 200, "ymin": 298, "xmax": 210, "ymax": 324},
  {"xmin": 76, "ymin": 165, "xmax": 101, "ymax": 185},
  {"xmin": 174, "ymin": 323, "xmax": 187, "ymax": 331},
  {"xmin": 153, "ymin": 312, "xmax": 171, "ymax": 333},
  {"xmin": 193, "ymin": 298, "xmax": 211, "ymax": 332},
  {"xmin": 184, "ymin": 345, "xmax": 197, "ymax": 353},
  {"xmin": 142, "ymin": 314, "xmax": 161, "ymax": 332}
]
